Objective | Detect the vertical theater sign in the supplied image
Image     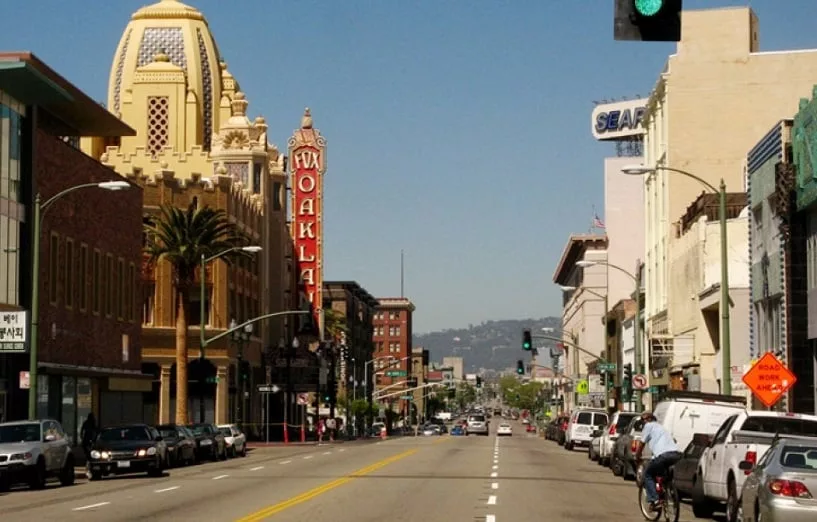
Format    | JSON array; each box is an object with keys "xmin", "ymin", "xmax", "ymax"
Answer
[{"xmin": 288, "ymin": 108, "xmax": 326, "ymax": 337}]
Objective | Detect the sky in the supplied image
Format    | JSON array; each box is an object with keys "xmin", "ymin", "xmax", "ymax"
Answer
[{"xmin": 4, "ymin": 1, "xmax": 817, "ymax": 334}]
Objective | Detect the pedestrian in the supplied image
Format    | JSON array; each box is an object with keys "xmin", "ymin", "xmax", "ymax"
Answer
[
  {"xmin": 80, "ymin": 413, "xmax": 97, "ymax": 458},
  {"xmin": 317, "ymin": 418, "xmax": 325, "ymax": 445},
  {"xmin": 326, "ymin": 417, "xmax": 336, "ymax": 442}
]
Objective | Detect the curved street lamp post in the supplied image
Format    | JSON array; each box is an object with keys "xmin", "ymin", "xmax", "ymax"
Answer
[
  {"xmin": 622, "ymin": 164, "xmax": 732, "ymax": 395},
  {"xmin": 229, "ymin": 318, "xmax": 253, "ymax": 425},
  {"xmin": 28, "ymin": 180, "xmax": 131, "ymax": 419}
]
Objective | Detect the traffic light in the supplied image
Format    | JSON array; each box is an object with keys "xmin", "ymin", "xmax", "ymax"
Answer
[
  {"xmin": 599, "ymin": 372, "xmax": 607, "ymax": 387},
  {"xmin": 522, "ymin": 329, "xmax": 532, "ymax": 351},
  {"xmin": 516, "ymin": 360, "xmax": 525, "ymax": 375},
  {"xmin": 476, "ymin": 376, "xmax": 482, "ymax": 388},
  {"xmin": 614, "ymin": 0, "xmax": 682, "ymax": 42},
  {"xmin": 407, "ymin": 377, "xmax": 418, "ymax": 388},
  {"xmin": 623, "ymin": 363, "xmax": 633, "ymax": 381}
]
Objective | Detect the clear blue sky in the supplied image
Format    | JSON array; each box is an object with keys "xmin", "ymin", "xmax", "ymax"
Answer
[{"xmin": 4, "ymin": 1, "xmax": 817, "ymax": 333}]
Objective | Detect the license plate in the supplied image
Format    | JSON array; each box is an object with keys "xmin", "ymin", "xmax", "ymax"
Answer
[
  {"xmin": 117, "ymin": 461, "xmax": 131, "ymax": 468},
  {"xmin": 577, "ymin": 426, "xmax": 590, "ymax": 432}
]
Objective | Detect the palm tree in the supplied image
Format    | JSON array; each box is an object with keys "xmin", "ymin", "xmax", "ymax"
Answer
[
  {"xmin": 323, "ymin": 308, "xmax": 348, "ymax": 342},
  {"xmin": 143, "ymin": 202, "xmax": 249, "ymax": 425}
]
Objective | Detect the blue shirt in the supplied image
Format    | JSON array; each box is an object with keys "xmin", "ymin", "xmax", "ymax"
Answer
[{"xmin": 641, "ymin": 421, "xmax": 679, "ymax": 457}]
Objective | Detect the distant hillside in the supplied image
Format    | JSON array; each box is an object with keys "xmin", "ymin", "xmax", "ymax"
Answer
[{"xmin": 413, "ymin": 318, "xmax": 562, "ymax": 372}]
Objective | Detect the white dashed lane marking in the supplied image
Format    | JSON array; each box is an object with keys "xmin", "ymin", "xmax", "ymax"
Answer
[
  {"xmin": 212, "ymin": 474, "xmax": 229, "ymax": 480},
  {"xmin": 155, "ymin": 486, "xmax": 180, "ymax": 493},
  {"xmin": 72, "ymin": 502, "xmax": 110, "ymax": 512},
  {"xmin": 488, "ymin": 495, "xmax": 497, "ymax": 505},
  {"xmin": 250, "ymin": 466, "xmax": 264, "ymax": 471},
  {"xmin": 280, "ymin": 460, "xmax": 291, "ymax": 464},
  {"xmin": 491, "ymin": 482, "xmax": 498, "ymax": 490}
]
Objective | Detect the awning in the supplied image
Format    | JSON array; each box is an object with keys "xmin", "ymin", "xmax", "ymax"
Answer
[{"xmin": 38, "ymin": 362, "xmax": 153, "ymax": 380}]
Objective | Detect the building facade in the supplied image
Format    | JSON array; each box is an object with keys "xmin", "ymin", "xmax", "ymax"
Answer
[
  {"xmin": 747, "ymin": 120, "xmax": 798, "ymax": 411},
  {"xmin": 552, "ymin": 234, "xmax": 608, "ymax": 411},
  {"xmin": 372, "ymin": 297, "xmax": 415, "ymax": 416},
  {"xmin": 0, "ymin": 52, "xmax": 145, "ymax": 439},
  {"xmin": 81, "ymin": 0, "xmax": 292, "ymax": 426},
  {"xmin": 604, "ymin": 156, "xmax": 644, "ymax": 305},
  {"xmin": 323, "ymin": 281, "xmax": 378, "ymax": 416},
  {"xmin": 641, "ymin": 7, "xmax": 817, "ymax": 396},
  {"xmin": 410, "ymin": 346, "xmax": 429, "ymax": 423}
]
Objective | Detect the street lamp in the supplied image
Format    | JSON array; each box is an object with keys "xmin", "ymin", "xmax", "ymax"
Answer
[
  {"xmin": 576, "ymin": 259, "xmax": 642, "ymax": 411},
  {"xmin": 229, "ymin": 318, "xmax": 253, "ymax": 425},
  {"xmin": 622, "ymin": 163, "xmax": 732, "ymax": 394},
  {"xmin": 558, "ymin": 284, "xmax": 611, "ymax": 411},
  {"xmin": 28, "ymin": 180, "xmax": 131, "ymax": 419},
  {"xmin": 198, "ymin": 245, "xmax": 261, "ymax": 422}
]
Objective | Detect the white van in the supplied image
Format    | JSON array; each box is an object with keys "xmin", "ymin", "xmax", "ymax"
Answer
[{"xmin": 565, "ymin": 408, "xmax": 609, "ymax": 450}]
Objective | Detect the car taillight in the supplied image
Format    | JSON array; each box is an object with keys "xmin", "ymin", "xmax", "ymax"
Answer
[
  {"xmin": 631, "ymin": 440, "xmax": 639, "ymax": 453},
  {"xmin": 561, "ymin": 422, "xmax": 567, "ymax": 430},
  {"xmin": 743, "ymin": 451, "xmax": 757, "ymax": 475},
  {"xmin": 608, "ymin": 425, "xmax": 617, "ymax": 436},
  {"xmin": 768, "ymin": 479, "xmax": 813, "ymax": 498}
]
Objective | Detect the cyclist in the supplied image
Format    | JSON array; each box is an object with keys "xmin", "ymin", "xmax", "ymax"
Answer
[{"xmin": 634, "ymin": 411, "xmax": 682, "ymax": 511}]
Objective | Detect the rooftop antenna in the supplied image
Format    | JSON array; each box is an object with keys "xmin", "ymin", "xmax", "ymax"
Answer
[{"xmin": 400, "ymin": 249, "xmax": 405, "ymax": 298}]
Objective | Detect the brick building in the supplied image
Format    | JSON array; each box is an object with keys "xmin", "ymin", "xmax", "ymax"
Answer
[
  {"xmin": 323, "ymin": 281, "xmax": 377, "ymax": 420},
  {"xmin": 372, "ymin": 297, "xmax": 415, "ymax": 417},
  {"xmin": 0, "ymin": 52, "xmax": 145, "ymax": 439}
]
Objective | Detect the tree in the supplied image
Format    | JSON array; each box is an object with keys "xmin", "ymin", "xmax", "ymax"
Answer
[
  {"xmin": 455, "ymin": 382, "xmax": 477, "ymax": 410},
  {"xmin": 504, "ymin": 381, "xmax": 544, "ymax": 412},
  {"xmin": 144, "ymin": 202, "xmax": 249, "ymax": 425},
  {"xmin": 323, "ymin": 308, "xmax": 348, "ymax": 342},
  {"xmin": 425, "ymin": 394, "xmax": 445, "ymax": 417}
]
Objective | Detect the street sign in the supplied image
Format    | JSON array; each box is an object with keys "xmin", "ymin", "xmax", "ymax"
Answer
[
  {"xmin": 599, "ymin": 363, "xmax": 617, "ymax": 372},
  {"xmin": 399, "ymin": 395, "xmax": 413, "ymax": 400},
  {"xmin": 742, "ymin": 352, "xmax": 797, "ymax": 408},
  {"xmin": 257, "ymin": 384, "xmax": 281, "ymax": 393},
  {"xmin": 632, "ymin": 374, "xmax": 648, "ymax": 390},
  {"xmin": 386, "ymin": 370, "xmax": 407, "ymax": 377},
  {"xmin": 576, "ymin": 379, "xmax": 589, "ymax": 395}
]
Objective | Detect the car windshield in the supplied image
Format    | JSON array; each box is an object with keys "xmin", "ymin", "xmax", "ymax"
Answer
[
  {"xmin": 189, "ymin": 424, "xmax": 211, "ymax": 435},
  {"xmin": 99, "ymin": 427, "xmax": 151, "ymax": 442},
  {"xmin": 500, "ymin": 423, "xmax": 511, "ymax": 427},
  {"xmin": 469, "ymin": 415, "xmax": 486, "ymax": 422},
  {"xmin": 576, "ymin": 412, "xmax": 593, "ymax": 425},
  {"xmin": 157, "ymin": 428, "xmax": 179, "ymax": 439},
  {"xmin": 219, "ymin": 427, "xmax": 232, "ymax": 436},
  {"xmin": 0, "ymin": 423, "xmax": 40, "ymax": 443}
]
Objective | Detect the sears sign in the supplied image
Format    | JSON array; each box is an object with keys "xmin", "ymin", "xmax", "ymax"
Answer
[{"xmin": 591, "ymin": 98, "xmax": 648, "ymax": 141}]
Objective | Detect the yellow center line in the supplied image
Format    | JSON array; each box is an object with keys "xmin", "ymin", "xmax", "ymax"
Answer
[{"xmin": 235, "ymin": 449, "xmax": 418, "ymax": 522}]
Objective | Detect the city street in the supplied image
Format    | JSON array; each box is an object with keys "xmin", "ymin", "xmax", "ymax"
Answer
[{"xmin": 0, "ymin": 421, "xmax": 702, "ymax": 521}]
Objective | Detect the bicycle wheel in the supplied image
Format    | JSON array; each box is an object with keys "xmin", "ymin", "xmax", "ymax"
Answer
[
  {"xmin": 637, "ymin": 483, "xmax": 661, "ymax": 521},
  {"xmin": 662, "ymin": 484, "xmax": 681, "ymax": 522}
]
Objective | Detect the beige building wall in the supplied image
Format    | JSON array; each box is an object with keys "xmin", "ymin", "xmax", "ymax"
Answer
[
  {"xmin": 605, "ymin": 156, "xmax": 644, "ymax": 304},
  {"xmin": 669, "ymin": 213, "xmax": 751, "ymax": 393},
  {"xmin": 642, "ymin": 7, "xmax": 817, "ymax": 385}
]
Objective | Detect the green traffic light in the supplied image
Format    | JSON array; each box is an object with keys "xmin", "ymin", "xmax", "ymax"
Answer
[{"xmin": 634, "ymin": 0, "xmax": 664, "ymax": 16}]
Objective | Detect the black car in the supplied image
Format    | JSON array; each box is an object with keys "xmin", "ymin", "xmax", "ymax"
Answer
[
  {"xmin": 187, "ymin": 423, "xmax": 226, "ymax": 461},
  {"xmin": 87, "ymin": 424, "xmax": 168, "ymax": 480},
  {"xmin": 156, "ymin": 424, "xmax": 197, "ymax": 467}
]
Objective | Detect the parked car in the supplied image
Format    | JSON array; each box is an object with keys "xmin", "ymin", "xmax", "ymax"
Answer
[
  {"xmin": 672, "ymin": 433, "xmax": 713, "ymax": 499},
  {"xmin": 156, "ymin": 423, "xmax": 198, "ymax": 466},
  {"xmin": 739, "ymin": 436, "xmax": 817, "ymax": 522},
  {"xmin": 188, "ymin": 423, "xmax": 227, "ymax": 461},
  {"xmin": 610, "ymin": 416, "xmax": 644, "ymax": 480},
  {"xmin": 87, "ymin": 424, "xmax": 168, "ymax": 480},
  {"xmin": 564, "ymin": 409, "xmax": 608, "ymax": 451},
  {"xmin": 598, "ymin": 412, "xmax": 638, "ymax": 467},
  {"xmin": 217, "ymin": 424, "xmax": 247, "ymax": 458},
  {"xmin": 0, "ymin": 419, "xmax": 76, "ymax": 490}
]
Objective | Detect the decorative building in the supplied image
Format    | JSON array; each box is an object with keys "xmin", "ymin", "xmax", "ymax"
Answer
[
  {"xmin": 747, "ymin": 120, "xmax": 796, "ymax": 411},
  {"xmin": 640, "ymin": 7, "xmax": 817, "ymax": 397},
  {"xmin": 411, "ymin": 346, "xmax": 430, "ymax": 423},
  {"xmin": 0, "ymin": 52, "xmax": 146, "ymax": 435},
  {"xmin": 372, "ymin": 297, "xmax": 415, "ymax": 417},
  {"xmin": 81, "ymin": 0, "xmax": 291, "ymax": 426}
]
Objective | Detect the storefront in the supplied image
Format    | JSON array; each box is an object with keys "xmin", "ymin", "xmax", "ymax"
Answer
[{"xmin": 36, "ymin": 366, "xmax": 152, "ymax": 445}]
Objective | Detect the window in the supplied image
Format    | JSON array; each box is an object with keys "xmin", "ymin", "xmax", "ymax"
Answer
[
  {"xmin": 117, "ymin": 258, "xmax": 125, "ymax": 319},
  {"xmin": 49, "ymin": 233, "xmax": 59, "ymax": 304},
  {"xmin": 253, "ymin": 163, "xmax": 262, "ymax": 194},
  {"xmin": 142, "ymin": 284, "xmax": 155, "ymax": 325},
  {"xmin": 389, "ymin": 311, "xmax": 399, "ymax": 320},
  {"xmin": 64, "ymin": 239, "xmax": 74, "ymax": 309},
  {"xmin": 128, "ymin": 263, "xmax": 136, "ymax": 321},
  {"xmin": 105, "ymin": 254, "xmax": 113, "ymax": 317},
  {"xmin": 389, "ymin": 326, "xmax": 401, "ymax": 336},
  {"xmin": 92, "ymin": 250, "xmax": 101, "ymax": 314},
  {"xmin": 273, "ymin": 182, "xmax": 282, "ymax": 210},
  {"xmin": 79, "ymin": 244, "xmax": 88, "ymax": 311}
]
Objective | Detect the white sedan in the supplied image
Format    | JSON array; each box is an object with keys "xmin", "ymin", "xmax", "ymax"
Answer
[{"xmin": 497, "ymin": 423, "xmax": 513, "ymax": 436}]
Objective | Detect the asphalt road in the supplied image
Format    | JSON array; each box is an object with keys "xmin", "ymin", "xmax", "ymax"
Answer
[{"xmin": 0, "ymin": 422, "xmax": 705, "ymax": 521}]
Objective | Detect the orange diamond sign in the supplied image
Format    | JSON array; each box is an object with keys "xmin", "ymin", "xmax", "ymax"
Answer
[{"xmin": 742, "ymin": 352, "xmax": 797, "ymax": 408}]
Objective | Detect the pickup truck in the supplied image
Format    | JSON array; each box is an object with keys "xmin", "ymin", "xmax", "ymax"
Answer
[{"xmin": 692, "ymin": 410, "xmax": 817, "ymax": 521}]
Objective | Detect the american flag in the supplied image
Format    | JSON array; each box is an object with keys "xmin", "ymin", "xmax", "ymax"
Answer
[{"xmin": 593, "ymin": 214, "xmax": 606, "ymax": 229}]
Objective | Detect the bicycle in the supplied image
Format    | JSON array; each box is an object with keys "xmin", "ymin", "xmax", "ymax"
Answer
[{"xmin": 637, "ymin": 464, "xmax": 680, "ymax": 522}]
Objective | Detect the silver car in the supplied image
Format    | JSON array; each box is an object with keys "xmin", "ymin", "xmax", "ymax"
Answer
[
  {"xmin": 0, "ymin": 419, "xmax": 76, "ymax": 490},
  {"xmin": 466, "ymin": 414, "xmax": 489, "ymax": 436},
  {"xmin": 740, "ymin": 437, "xmax": 817, "ymax": 522}
]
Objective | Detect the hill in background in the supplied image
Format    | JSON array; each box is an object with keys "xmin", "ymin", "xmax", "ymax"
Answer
[{"xmin": 413, "ymin": 317, "xmax": 562, "ymax": 373}]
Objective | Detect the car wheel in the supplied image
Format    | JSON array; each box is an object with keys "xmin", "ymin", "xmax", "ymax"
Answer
[
  {"xmin": 28, "ymin": 458, "xmax": 47, "ymax": 489},
  {"xmin": 59, "ymin": 455, "xmax": 76, "ymax": 486}
]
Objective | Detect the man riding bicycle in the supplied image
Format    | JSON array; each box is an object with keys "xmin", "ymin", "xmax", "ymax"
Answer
[{"xmin": 634, "ymin": 411, "xmax": 683, "ymax": 511}]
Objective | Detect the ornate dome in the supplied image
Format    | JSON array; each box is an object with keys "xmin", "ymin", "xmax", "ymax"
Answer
[{"xmin": 107, "ymin": 0, "xmax": 223, "ymax": 150}]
